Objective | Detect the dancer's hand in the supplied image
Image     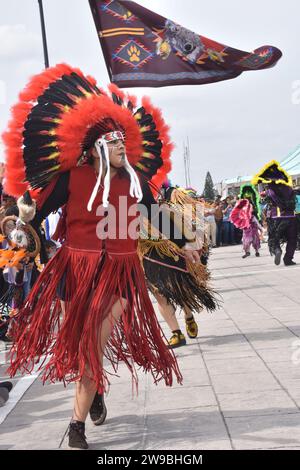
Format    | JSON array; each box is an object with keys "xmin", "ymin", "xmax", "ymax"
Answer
[
  {"xmin": 0, "ymin": 206, "xmax": 5, "ymax": 221},
  {"xmin": 183, "ymin": 246, "xmax": 200, "ymax": 264}
]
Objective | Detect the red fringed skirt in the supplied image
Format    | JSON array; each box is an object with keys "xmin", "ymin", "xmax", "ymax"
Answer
[{"xmin": 8, "ymin": 245, "xmax": 182, "ymax": 392}]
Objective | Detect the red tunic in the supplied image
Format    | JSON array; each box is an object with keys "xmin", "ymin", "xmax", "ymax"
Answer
[{"xmin": 66, "ymin": 165, "xmax": 138, "ymax": 253}]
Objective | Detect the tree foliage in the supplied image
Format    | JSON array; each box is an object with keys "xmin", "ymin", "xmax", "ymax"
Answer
[{"xmin": 203, "ymin": 171, "xmax": 215, "ymax": 201}]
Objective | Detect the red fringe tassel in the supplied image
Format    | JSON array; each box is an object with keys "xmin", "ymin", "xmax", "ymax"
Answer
[{"xmin": 8, "ymin": 246, "xmax": 182, "ymax": 392}]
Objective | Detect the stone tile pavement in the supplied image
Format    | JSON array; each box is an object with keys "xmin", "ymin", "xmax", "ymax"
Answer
[{"xmin": 0, "ymin": 243, "xmax": 300, "ymax": 450}]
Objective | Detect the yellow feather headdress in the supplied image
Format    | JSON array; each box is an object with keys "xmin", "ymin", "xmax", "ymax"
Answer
[{"xmin": 252, "ymin": 160, "xmax": 292, "ymax": 187}]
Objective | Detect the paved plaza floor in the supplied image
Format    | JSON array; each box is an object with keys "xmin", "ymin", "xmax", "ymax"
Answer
[{"xmin": 1, "ymin": 243, "xmax": 300, "ymax": 450}]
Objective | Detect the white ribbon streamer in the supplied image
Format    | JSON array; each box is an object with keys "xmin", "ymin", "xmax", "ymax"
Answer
[{"xmin": 87, "ymin": 138, "xmax": 143, "ymax": 212}]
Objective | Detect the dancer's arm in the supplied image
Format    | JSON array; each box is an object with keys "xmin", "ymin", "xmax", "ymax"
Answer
[
  {"xmin": 32, "ymin": 172, "xmax": 70, "ymax": 227},
  {"xmin": 253, "ymin": 215, "xmax": 264, "ymax": 233},
  {"xmin": 139, "ymin": 180, "xmax": 199, "ymax": 262},
  {"xmin": 31, "ymin": 172, "xmax": 70, "ymax": 263},
  {"xmin": 139, "ymin": 179, "xmax": 187, "ymax": 248}
]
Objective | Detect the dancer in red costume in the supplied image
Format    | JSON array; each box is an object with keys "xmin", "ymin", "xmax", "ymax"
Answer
[{"xmin": 2, "ymin": 64, "xmax": 197, "ymax": 449}]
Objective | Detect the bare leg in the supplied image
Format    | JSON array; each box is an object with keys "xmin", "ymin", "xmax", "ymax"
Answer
[
  {"xmin": 60, "ymin": 300, "xmax": 66, "ymax": 317},
  {"xmin": 72, "ymin": 298, "xmax": 127, "ymax": 422},
  {"xmin": 155, "ymin": 292, "xmax": 180, "ymax": 332},
  {"xmin": 183, "ymin": 306, "xmax": 193, "ymax": 320},
  {"xmin": 72, "ymin": 374, "xmax": 97, "ymax": 422}
]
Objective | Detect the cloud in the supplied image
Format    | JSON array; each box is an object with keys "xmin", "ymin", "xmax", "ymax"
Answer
[
  {"xmin": 0, "ymin": 24, "xmax": 41, "ymax": 60},
  {"xmin": 0, "ymin": 80, "xmax": 6, "ymax": 105},
  {"xmin": 0, "ymin": 0, "xmax": 299, "ymax": 192}
]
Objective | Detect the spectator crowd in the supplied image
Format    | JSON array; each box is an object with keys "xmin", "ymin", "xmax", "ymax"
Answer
[{"xmin": 202, "ymin": 194, "xmax": 243, "ymax": 248}]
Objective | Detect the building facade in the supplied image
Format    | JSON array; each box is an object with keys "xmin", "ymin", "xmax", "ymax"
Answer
[{"xmin": 215, "ymin": 145, "xmax": 300, "ymax": 197}]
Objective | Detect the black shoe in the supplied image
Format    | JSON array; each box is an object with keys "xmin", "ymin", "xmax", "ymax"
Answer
[
  {"xmin": 68, "ymin": 420, "xmax": 89, "ymax": 450},
  {"xmin": 0, "ymin": 388, "xmax": 9, "ymax": 406},
  {"xmin": 0, "ymin": 381, "xmax": 13, "ymax": 393},
  {"xmin": 274, "ymin": 248, "xmax": 282, "ymax": 266},
  {"xmin": 255, "ymin": 252, "xmax": 260, "ymax": 257},
  {"xmin": 89, "ymin": 393, "xmax": 107, "ymax": 426},
  {"xmin": 242, "ymin": 252, "xmax": 250, "ymax": 259},
  {"xmin": 284, "ymin": 260, "xmax": 296, "ymax": 266}
]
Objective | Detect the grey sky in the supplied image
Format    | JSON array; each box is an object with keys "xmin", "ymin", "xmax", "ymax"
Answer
[{"xmin": 0, "ymin": 0, "xmax": 299, "ymax": 192}]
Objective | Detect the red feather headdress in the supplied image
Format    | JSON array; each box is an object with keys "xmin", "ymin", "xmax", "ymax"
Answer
[{"xmin": 2, "ymin": 63, "xmax": 173, "ymax": 197}]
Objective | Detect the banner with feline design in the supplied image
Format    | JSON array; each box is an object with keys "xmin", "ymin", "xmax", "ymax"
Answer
[{"xmin": 89, "ymin": 0, "xmax": 282, "ymax": 88}]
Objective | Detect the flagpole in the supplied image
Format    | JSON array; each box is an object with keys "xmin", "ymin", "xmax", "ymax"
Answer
[
  {"xmin": 184, "ymin": 142, "xmax": 188, "ymax": 187},
  {"xmin": 184, "ymin": 137, "xmax": 191, "ymax": 187},
  {"xmin": 38, "ymin": 0, "xmax": 49, "ymax": 68},
  {"xmin": 187, "ymin": 136, "xmax": 191, "ymax": 187}
]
